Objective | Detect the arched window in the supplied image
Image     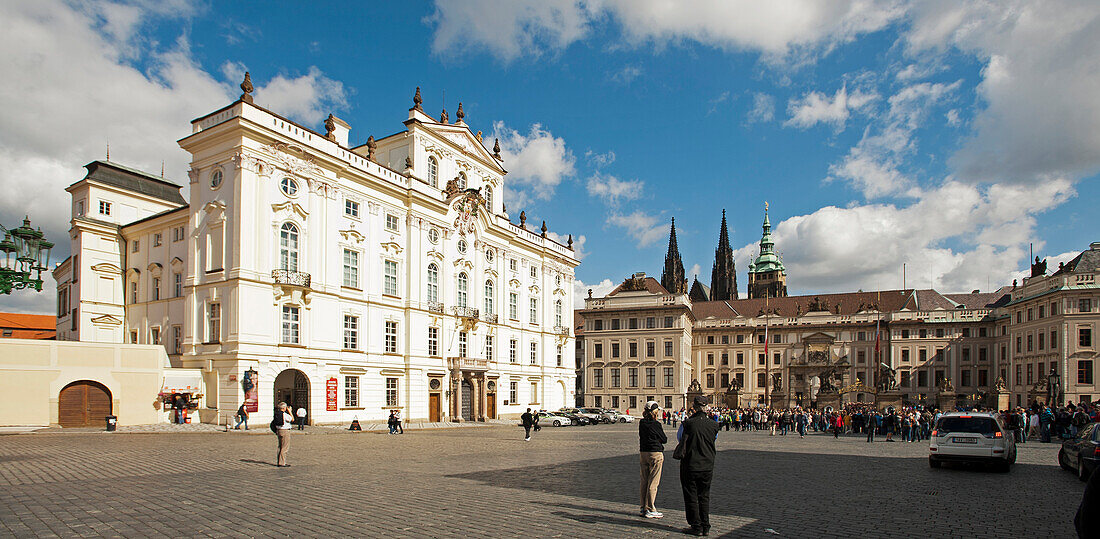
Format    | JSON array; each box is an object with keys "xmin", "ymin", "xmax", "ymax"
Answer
[
  {"xmin": 428, "ymin": 156, "xmax": 438, "ymax": 188},
  {"xmin": 279, "ymin": 222, "xmax": 299, "ymax": 272},
  {"xmin": 555, "ymin": 299, "xmax": 563, "ymax": 327},
  {"xmin": 457, "ymin": 172, "xmax": 467, "ymax": 190},
  {"xmin": 484, "ymin": 186, "xmax": 493, "ymax": 211},
  {"xmin": 484, "ymin": 280, "xmax": 494, "ymax": 315},
  {"xmin": 457, "ymin": 272, "xmax": 468, "ymax": 308},
  {"xmin": 426, "ymin": 263, "xmax": 439, "ymax": 303}
]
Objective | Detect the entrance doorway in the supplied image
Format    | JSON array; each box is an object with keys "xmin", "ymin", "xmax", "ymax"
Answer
[
  {"xmin": 486, "ymin": 392, "xmax": 496, "ymax": 419},
  {"xmin": 59, "ymin": 380, "xmax": 112, "ymax": 427},
  {"xmin": 429, "ymin": 393, "xmax": 441, "ymax": 422},
  {"xmin": 274, "ymin": 369, "xmax": 309, "ymax": 423},
  {"xmin": 460, "ymin": 379, "xmax": 473, "ymax": 421}
]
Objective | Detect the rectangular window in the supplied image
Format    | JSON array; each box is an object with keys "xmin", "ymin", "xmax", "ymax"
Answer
[
  {"xmin": 152, "ymin": 277, "xmax": 160, "ymax": 301},
  {"xmin": 510, "ymin": 381, "xmax": 519, "ymax": 402},
  {"xmin": 344, "ymin": 376, "xmax": 359, "ymax": 407},
  {"xmin": 282, "ymin": 305, "xmax": 300, "ymax": 344},
  {"xmin": 935, "ymin": 370, "xmax": 946, "ymax": 386},
  {"xmin": 962, "ymin": 348, "xmax": 970, "ymax": 362},
  {"xmin": 857, "ymin": 350, "xmax": 866, "ymax": 364},
  {"xmin": 758, "ymin": 353, "xmax": 765, "ymax": 366},
  {"xmin": 458, "ymin": 331, "xmax": 468, "ymax": 357},
  {"xmin": 961, "ymin": 369, "xmax": 972, "ymax": 387},
  {"xmin": 428, "ymin": 327, "xmax": 439, "ymax": 357},
  {"xmin": 706, "ymin": 373, "xmax": 714, "ymax": 388},
  {"xmin": 384, "ymin": 321, "xmax": 398, "ymax": 353},
  {"xmin": 917, "ymin": 370, "xmax": 928, "ymax": 387},
  {"xmin": 757, "ymin": 334, "xmax": 766, "ymax": 344},
  {"xmin": 664, "ymin": 316, "xmax": 674, "ymax": 328},
  {"xmin": 342, "ymin": 249, "xmax": 359, "ymax": 288},
  {"xmin": 593, "ymin": 342, "xmax": 603, "ymax": 359},
  {"xmin": 757, "ymin": 372, "xmax": 767, "ymax": 389},
  {"xmin": 1039, "ymin": 305, "xmax": 1045, "ymax": 318},
  {"xmin": 900, "ymin": 371, "xmax": 910, "ymax": 387},
  {"xmin": 628, "ymin": 368, "xmax": 638, "ymax": 387},
  {"xmin": 509, "ymin": 339, "xmax": 517, "ymax": 363},
  {"xmin": 721, "ymin": 353, "xmax": 729, "ymax": 365},
  {"xmin": 611, "ymin": 368, "xmax": 621, "ymax": 388},
  {"xmin": 530, "ymin": 298, "xmax": 538, "ymax": 324},
  {"xmin": 386, "ymin": 378, "xmax": 398, "ymax": 406},
  {"xmin": 130, "ymin": 281, "xmax": 137, "ymax": 304},
  {"xmin": 594, "ymin": 396, "xmax": 602, "ymax": 408},
  {"xmin": 611, "ymin": 342, "xmax": 620, "ymax": 358},
  {"xmin": 593, "ymin": 369, "xmax": 603, "ymax": 388},
  {"xmin": 664, "ymin": 340, "xmax": 673, "ymax": 357},
  {"xmin": 629, "ymin": 396, "xmax": 637, "ymax": 410},
  {"xmin": 345, "ymin": 199, "xmax": 359, "ymax": 218},
  {"xmin": 919, "ymin": 329, "xmax": 927, "ymax": 339},
  {"xmin": 629, "ymin": 318, "xmax": 638, "ymax": 330},
  {"xmin": 629, "ymin": 342, "xmax": 638, "ymax": 358},
  {"xmin": 174, "ymin": 273, "xmax": 182, "ymax": 297},
  {"xmin": 1016, "ymin": 336, "xmax": 1022, "ymax": 353},
  {"xmin": 556, "ymin": 345, "xmax": 562, "ymax": 367},
  {"xmin": 99, "ymin": 201, "xmax": 110, "ymax": 215},
  {"xmin": 1080, "ymin": 361, "xmax": 1094, "ymax": 385},
  {"xmin": 645, "ymin": 317, "xmax": 655, "ymax": 329},
  {"xmin": 773, "ymin": 353, "xmax": 781, "ymax": 365},
  {"xmin": 1081, "ymin": 299, "xmax": 1093, "ymax": 313},
  {"xmin": 531, "ymin": 265, "xmax": 538, "ymax": 279},
  {"xmin": 207, "ymin": 303, "xmax": 221, "ymax": 343},
  {"xmin": 150, "ymin": 326, "xmax": 160, "ymax": 345},
  {"xmin": 343, "ymin": 315, "xmax": 358, "ymax": 350},
  {"xmin": 509, "ymin": 259, "xmax": 518, "ymax": 272},
  {"xmin": 936, "ymin": 328, "xmax": 944, "ymax": 338},
  {"xmin": 530, "ymin": 342, "xmax": 537, "ymax": 365},
  {"xmin": 611, "ymin": 318, "xmax": 620, "ymax": 330},
  {"xmin": 978, "ymin": 369, "xmax": 988, "ymax": 387},
  {"xmin": 593, "ymin": 319, "xmax": 604, "ymax": 331},
  {"xmin": 1052, "ymin": 330, "xmax": 1059, "ymax": 349},
  {"xmin": 486, "ymin": 335, "xmax": 495, "ymax": 361},
  {"xmin": 172, "ymin": 325, "xmax": 182, "ymax": 354},
  {"xmin": 645, "ymin": 367, "xmax": 656, "ymax": 387},
  {"xmin": 384, "ymin": 260, "xmax": 398, "ymax": 296},
  {"xmin": 663, "ymin": 367, "xmax": 673, "ymax": 387},
  {"xmin": 530, "ymin": 382, "xmax": 539, "ymax": 404},
  {"xmin": 722, "ymin": 335, "xmax": 730, "ymax": 344},
  {"xmin": 611, "ymin": 396, "xmax": 619, "ymax": 409},
  {"xmin": 707, "ymin": 353, "xmax": 714, "ymax": 366},
  {"xmin": 1083, "ymin": 328, "xmax": 1094, "ymax": 347},
  {"xmin": 664, "ymin": 396, "xmax": 673, "ymax": 409},
  {"xmin": 901, "ymin": 349, "xmax": 910, "ymax": 362},
  {"xmin": 1015, "ymin": 365, "xmax": 1022, "ymax": 386},
  {"xmin": 1027, "ymin": 334, "xmax": 1033, "ymax": 352},
  {"xmin": 737, "ymin": 352, "xmax": 744, "ymax": 365},
  {"xmin": 979, "ymin": 347, "xmax": 988, "ymax": 362},
  {"xmin": 385, "ymin": 213, "xmax": 399, "ymax": 231},
  {"xmin": 508, "ymin": 293, "xmax": 519, "ymax": 320},
  {"xmin": 1027, "ymin": 364, "xmax": 1034, "ymax": 384},
  {"xmin": 153, "ymin": 233, "xmax": 162, "ymax": 247},
  {"xmin": 130, "ymin": 330, "xmax": 138, "ymax": 344},
  {"xmin": 131, "ymin": 240, "xmax": 139, "ymax": 253}
]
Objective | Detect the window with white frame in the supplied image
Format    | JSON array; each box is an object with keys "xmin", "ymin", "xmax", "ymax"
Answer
[
  {"xmin": 172, "ymin": 325, "xmax": 182, "ymax": 354},
  {"xmin": 344, "ymin": 199, "xmax": 359, "ymax": 218},
  {"xmin": 510, "ymin": 339, "xmax": 517, "ymax": 363},
  {"xmin": 343, "ymin": 315, "xmax": 358, "ymax": 350},
  {"xmin": 529, "ymin": 298, "xmax": 538, "ymax": 324},
  {"xmin": 345, "ymin": 376, "xmax": 359, "ymax": 407},
  {"xmin": 152, "ymin": 277, "xmax": 160, "ymax": 300},
  {"xmin": 153, "ymin": 233, "xmax": 162, "ymax": 247},
  {"xmin": 342, "ymin": 249, "xmax": 359, "ymax": 288},
  {"xmin": 509, "ymin": 259, "xmax": 517, "ymax": 272},
  {"xmin": 509, "ymin": 293, "xmax": 518, "ymax": 320},
  {"xmin": 131, "ymin": 240, "xmax": 139, "ymax": 253},
  {"xmin": 384, "ymin": 321, "xmax": 398, "ymax": 353},
  {"xmin": 485, "ymin": 335, "xmax": 494, "ymax": 361},
  {"xmin": 173, "ymin": 272, "xmax": 182, "ymax": 297},
  {"xmin": 530, "ymin": 382, "xmax": 538, "ymax": 404},
  {"xmin": 530, "ymin": 342, "xmax": 538, "ymax": 365},
  {"xmin": 428, "ymin": 156, "xmax": 438, "ymax": 187},
  {"xmin": 554, "ymin": 300, "xmax": 562, "ymax": 327},
  {"xmin": 282, "ymin": 305, "xmax": 300, "ymax": 344},
  {"xmin": 130, "ymin": 281, "xmax": 137, "ymax": 304},
  {"xmin": 385, "ymin": 213, "xmax": 399, "ymax": 232},
  {"xmin": 484, "ymin": 280, "xmax": 494, "ymax": 315},
  {"xmin": 99, "ymin": 201, "xmax": 111, "ymax": 215},
  {"xmin": 150, "ymin": 326, "xmax": 160, "ymax": 345},
  {"xmin": 509, "ymin": 381, "xmax": 518, "ymax": 403},
  {"xmin": 457, "ymin": 272, "xmax": 468, "ymax": 308},
  {"xmin": 556, "ymin": 345, "xmax": 562, "ymax": 367},
  {"xmin": 385, "ymin": 378, "xmax": 398, "ymax": 406},
  {"xmin": 384, "ymin": 260, "xmax": 398, "ymax": 296},
  {"xmin": 428, "ymin": 326, "xmax": 439, "ymax": 357},
  {"xmin": 207, "ymin": 303, "xmax": 221, "ymax": 343},
  {"xmin": 426, "ymin": 263, "xmax": 439, "ymax": 303},
  {"xmin": 530, "ymin": 265, "xmax": 538, "ymax": 278},
  {"xmin": 280, "ymin": 177, "xmax": 298, "ymax": 196},
  {"xmin": 279, "ymin": 223, "xmax": 299, "ymax": 272},
  {"xmin": 459, "ymin": 331, "xmax": 468, "ymax": 357},
  {"xmin": 457, "ymin": 172, "xmax": 467, "ymax": 189}
]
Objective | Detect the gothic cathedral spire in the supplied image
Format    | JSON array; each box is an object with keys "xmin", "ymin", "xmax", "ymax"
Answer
[
  {"xmin": 661, "ymin": 217, "xmax": 687, "ymax": 294},
  {"xmin": 710, "ymin": 209, "xmax": 738, "ymax": 300}
]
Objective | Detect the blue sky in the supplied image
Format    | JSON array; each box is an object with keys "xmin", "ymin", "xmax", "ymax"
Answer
[{"xmin": 2, "ymin": 1, "xmax": 1098, "ymax": 313}]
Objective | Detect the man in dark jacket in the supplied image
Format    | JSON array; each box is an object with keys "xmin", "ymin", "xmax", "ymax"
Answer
[
  {"xmin": 521, "ymin": 408, "xmax": 535, "ymax": 441},
  {"xmin": 678, "ymin": 395, "xmax": 719, "ymax": 536}
]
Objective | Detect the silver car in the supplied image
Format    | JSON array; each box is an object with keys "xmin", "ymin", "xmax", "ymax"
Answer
[
  {"xmin": 536, "ymin": 411, "xmax": 572, "ymax": 427},
  {"xmin": 929, "ymin": 412, "xmax": 1016, "ymax": 472}
]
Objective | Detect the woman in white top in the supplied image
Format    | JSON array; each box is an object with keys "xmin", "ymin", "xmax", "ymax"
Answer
[{"xmin": 275, "ymin": 402, "xmax": 294, "ymax": 467}]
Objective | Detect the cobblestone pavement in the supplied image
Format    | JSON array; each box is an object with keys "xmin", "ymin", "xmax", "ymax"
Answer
[{"xmin": 0, "ymin": 424, "xmax": 1082, "ymax": 538}]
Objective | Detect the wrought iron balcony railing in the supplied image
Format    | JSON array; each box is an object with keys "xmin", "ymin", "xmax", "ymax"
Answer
[
  {"xmin": 427, "ymin": 301, "xmax": 446, "ymax": 314},
  {"xmin": 451, "ymin": 306, "xmax": 480, "ymax": 319},
  {"xmin": 482, "ymin": 312, "xmax": 499, "ymax": 323},
  {"xmin": 553, "ymin": 325, "xmax": 569, "ymax": 336},
  {"xmin": 272, "ymin": 269, "xmax": 311, "ymax": 287}
]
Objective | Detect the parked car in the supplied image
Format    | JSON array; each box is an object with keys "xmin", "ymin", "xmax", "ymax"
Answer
[
  {"xmin": 1059, "ymin": 422, "xmax": 1100, "ymax": 481},
  {"xmin": 557, "ymin": 409, "xmax": 592, "ymax": 426},
  {"xmin": 928, "ymin": 412, "xmax": 1016, "ymax": 472},
  {"xmin": 607, "ymin": 410, "xmax": 635, "ymax": 423},
  {"xmin": 579, "ymin": 407, "xmax": 613, "ymax": 424},
  {"xmin": 536, "ymin": 411, "xmax": 572, "ymax": 427}
]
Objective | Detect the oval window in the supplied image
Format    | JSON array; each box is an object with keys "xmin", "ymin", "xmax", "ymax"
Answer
[
  {"xmin": 428, "ymin": 228, "xmax": 440, "ymax": 244},
  {"xmin": 280, "ymin": 177, "xmax": 298, "ymax": 197},
  {"xmin": 457, "ymin": 239, "xmax": 467, "ymax": 254},
  {"xmin": 210, "ymin": 169, "xmax": 223, "ymax": 189},
  {"xmin": 485, "ymin": 249, "xmax": 494, "ymax": 263}
]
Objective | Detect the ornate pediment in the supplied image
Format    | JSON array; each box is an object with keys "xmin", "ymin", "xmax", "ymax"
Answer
[
  {"xmin": 528, "ymin": 285, "xmax": 540, "ymax": 294},
  {"xmin": 170, "ymin": 257, "xmax": 184, "ymax": 270},
  {"xmin": 380, "ymin": 242, "xmax": 403, "ymax": 256},
  {"xmin": 453, "ymin": 258, "xmax": 473, "ymax": 271},
  {"xmin": 509, "ymin": 278, "xmax": 521, "ymax": 289},
  {"xmin": 146, "ymin": 263, "xmax": 163, "ymax": 277},
  {"xmin": 339, "ymin": 229, "xmax": 365, "ymax": 245},
  {"xmin": 91, "ymin": 263, "xmax": 121, "ymax": 274},
  {"xmin": 485, "ymin": 268, "xmax": 498, "ymax": 279},
  {"xmin": 90, "ymin": 314, "xmax": 122, "ymax": 326},
  {"xmin": 263, "ymin": 141, "xmax": 323, "ymax": 177},
  {"xmin": 272, "ymin": 201, "xmax": 309, "ymax": 221},
  {"xmin": 553, "ymin": 287, "xmax": 566, "ymax": 296},
  {"xmin": 427, "ymin": 250, "xmax": 445, "ymax": 262},
  {"xmin": 448, "ymin": 189, "xmax": 486, "ymax": 235}
]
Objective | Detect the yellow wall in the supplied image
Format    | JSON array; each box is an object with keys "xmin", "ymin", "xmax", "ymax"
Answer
[{"xmin": 0, "ymin": 339, "xmax": 169, "ymax": 427}]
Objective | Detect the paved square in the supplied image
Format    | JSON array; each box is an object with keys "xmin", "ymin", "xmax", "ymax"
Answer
[{"xmin": 0, "ymin": 424, "xmax": 1082, "ymax": 537}]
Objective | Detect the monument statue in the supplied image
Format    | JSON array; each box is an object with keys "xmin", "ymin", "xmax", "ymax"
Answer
[
  {"xmin": 772, "ymin": 373, "xmax": 783, "ymax": 392},
  {"xmin": 877, "ymin": 362, "xmax": 897, "ymax": 391}
]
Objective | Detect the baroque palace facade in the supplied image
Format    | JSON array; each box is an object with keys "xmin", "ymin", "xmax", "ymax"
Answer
[
  {"xmin": 579, "ymin": 206, "xmax": 1100, "ymax": 411},
  {"xmin": 52, "ymin": 78, "xmax": 579, "ymax": 424}
]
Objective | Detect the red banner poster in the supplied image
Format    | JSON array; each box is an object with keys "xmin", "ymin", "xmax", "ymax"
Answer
[
  {"xmin": 242, "ymin": 370, "xmax": 259, "ymax": 413},
  {"xmin": 326, "ymin": 377, "xmax": 338, "ymax": 411}
]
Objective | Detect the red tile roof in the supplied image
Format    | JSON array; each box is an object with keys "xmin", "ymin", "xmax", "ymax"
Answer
[
  {"xmin": 0, "ymin": 312, "xmax": 56, "ymax": 339},
  {"xmin": 693, "ymin": 290, "xmax": 916, "ymax": 319}
]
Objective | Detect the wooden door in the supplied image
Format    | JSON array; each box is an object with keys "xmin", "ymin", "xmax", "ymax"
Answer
[
  {"xmin": 428, "ymin": 393, "xmax": 441, "ymax": 422},
  {"xmin": 486, "ymin": 393, "xmax": 496, "ymax": 419},
  {"xmin": 59, "ymin": 381, "xmax": 112, "ymax": 427}
]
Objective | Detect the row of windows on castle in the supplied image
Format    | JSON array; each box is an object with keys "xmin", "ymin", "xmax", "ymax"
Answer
[
  {"xmin": 337, "ymin": 376, "xmax": 543, "ymax": 410},
  {"xmin": 594, "ymin": 395, "xmax": 676, "ymax": 412}
]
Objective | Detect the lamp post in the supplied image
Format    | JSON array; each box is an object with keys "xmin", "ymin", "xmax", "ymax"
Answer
[{"xmin": 0, "ymin": 216, "xmax": 53, "ymax": 295}]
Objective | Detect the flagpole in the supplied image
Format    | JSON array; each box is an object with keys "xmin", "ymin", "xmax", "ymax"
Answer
[{"xmin": 764, "ymin": 294, "xmax": 770, "ymax": 407}]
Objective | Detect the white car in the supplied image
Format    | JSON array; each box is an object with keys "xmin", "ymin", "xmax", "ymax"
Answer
[
  {"xmin": 928, "ymin": 411, "xmax": 1016, "ymax": 472},
  {"xmin": 608, "ymin": 410, "xmax": 635, "ymax": 423},
  {"xmin": 536, "ymin": 411, "xmax": 572, "ymax": 427}
]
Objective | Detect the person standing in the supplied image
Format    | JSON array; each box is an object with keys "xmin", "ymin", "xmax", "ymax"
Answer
[
  {"xmin": 387, "ymin": 411, "xmax": 398, "ymax": 434},
  {"xmin": 638, "ymin": 402, "xmax": 667, "ymax": 519},
  {"xmin": 677, "ymin": 395, "xmax": 719, "ymax": 536},
  {"xmin": 295, "ymin": 406, "xmax": 307, "ymax": 430},
  {"xmin": 234, "ymin": 404, "xmax": 249, "ymax": 430},
  {"xmin": 521, "ymin": 408, "xmax": 535, "ymax": 441},
  {"xmin": 395, "ymin": 409, "xmax": 404, "ymax": 434},
  {"xmin": 272, "ymin": 402, "xmax": 294, "ymax": 467}
]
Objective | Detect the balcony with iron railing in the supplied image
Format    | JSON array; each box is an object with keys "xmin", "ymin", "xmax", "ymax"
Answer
[
  {"xmin": 482, "ymin": 312, "xmax": 499, "ymax": 323},
  {"xmin": 427, "ymin": 301, "xmax": 446, "ymax": 314},
  {"xmin": 452, "ymin": 306, "xmax": 480, "ymax": 319},
  {"xmin": 449, "ymin": 356, "xmax": 489, "ymax": 371},
  {"xmin": 272, "ymin": 269, "xmax": 311, "ymax": 287},
  {"xmin": 553, "ymin": 325, "xmax": 570, "ymax": 336}
]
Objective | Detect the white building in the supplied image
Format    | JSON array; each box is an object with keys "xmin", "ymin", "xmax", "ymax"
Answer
[{"xmin": 54, "ymin": 81, "xmax": 579, "ymax": 424}]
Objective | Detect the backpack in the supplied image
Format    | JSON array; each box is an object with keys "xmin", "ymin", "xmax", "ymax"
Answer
[{"xmin": 270, "ymin": 409, "xmax": 284, "ymax": 433}]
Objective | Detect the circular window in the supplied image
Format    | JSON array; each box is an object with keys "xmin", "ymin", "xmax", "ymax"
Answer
[
  {"xmin": 487, "ymin": 381, "xmax": 496, "ymax": 392},
  {"xmin": 485, "ymin": 249, "xmax": 494, "ymax": 263},
  {"xmin": 428, "ymin": 228, "xmax": 439, "ymax": 244},
  {"xmin": 280, "ymin": 177, "xmax": 299, "ymax": 197},
  {"xmin": 429, "ymin": 379, "xmax": 441, "ymax": 390},
  {"xmin": 210, "ymin": 169, "xmax": 223, "ymax": 190},
  {"xmin": 457, "ymin": 239, "xmax": 467, "ymax": 254}
]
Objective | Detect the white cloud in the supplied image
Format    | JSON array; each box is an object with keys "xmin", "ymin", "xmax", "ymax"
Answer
[
  {"xmin": 945, "ymin": 109, "xmax": 961, "ymax": 126},
  {"xmin": 253, "ymin": 67, "xmax": 348, "ymax": 125},
  {"xmin": 610, "ymin": 64, "xmax": 643, "ymax": 84},
  {"xmin": 428, "ymin": 0, "xmax": 907, "ymax": 63},
  {"xmin": 745, "ymin": 92, "xmax": 775, "ymax": 123},
  {"xmin": 607, "ymin": 210, "xmax": 668, "ymax": 248},
  {"xmin": 586, "ymin": 173, "xmax": 644, "ymax": 207},
  {"xmin": 585, "ymin": 149, "xmax": 616, "ymax": 168},
  {"xmin": 2, "ymin": 273, "xmax": 58, "ymax": 315},
  {"xmin": 688, "ymin": 263, "xmax": 703, "ymax": 281},
  {"xmin": 546, "ymin": 231, "xmax": 588, "ymax": 260},
  {"xmin": 573, "ymin": 278, "xmax": 618, "ymax": 308},
  {"xmin": 784, "ymin": 85, "xmax": 878, "ymax": 130},
  {"xmin": 492, "ymin": 122, "xmax": 576, "ymax": 201}
]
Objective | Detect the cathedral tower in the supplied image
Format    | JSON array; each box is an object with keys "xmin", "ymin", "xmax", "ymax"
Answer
[
  {"xmin": 709, "ymin": 209, "xmax": 738, "ymax": 300},
  {"xmin": 747, "ymin": 202, "xmax": 788, "ymax": 299},
  {"xmin": 661, "ymin": 217, "xmax": 687, "ymax": 294}
]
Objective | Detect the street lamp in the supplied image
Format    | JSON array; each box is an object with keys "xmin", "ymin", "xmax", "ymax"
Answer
[{"xmin": 0, "ymin": 216, "xmax": 53, "ymax": 295}]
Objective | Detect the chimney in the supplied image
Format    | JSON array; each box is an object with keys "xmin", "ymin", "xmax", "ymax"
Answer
[
  {"xmin": 1091, "ymin": 241, "xmax": 1100, "ymax": 251},
  {"xmin": 328, "ymin": 115, "xmax": 351, "ymax": 147}
]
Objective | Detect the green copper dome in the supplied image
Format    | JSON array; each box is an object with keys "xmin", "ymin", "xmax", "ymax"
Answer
[{"xmin": 750, "ymin": 203, "xmax": 785, "ymax": 274}]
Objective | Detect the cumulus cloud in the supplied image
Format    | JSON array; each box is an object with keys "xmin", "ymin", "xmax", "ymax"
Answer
[
  {"xmin": 745, "ymin": 92, "xmax": 775, "ymax": 123},
  {"xmin": 493, "ymin": 122, "xmax": 576, "ymax": 203},
  {"xmin": 784, "ymin": 85, "xmax": 878, "ymax": 130},
  {"xmin": 610, "ymin": 64, "xmax": 643, "ymax": 84},
  {"xmin": 426, "ymin": 0, "xmax": 596, "ymax": 62},
  {"xmin": 546, "ymin": 231, "xmax": 588, "ymax": 260},
  {"xmin": 585, "ymin": 149, "xmax": 616, "ymax": 168},
  {"xmin": 607, "ymin": 210, "xmax": 668, "ymax": 248},
  {"xmin": 573, "ymin": 278, "xmax": 618, "ymax": 308},
  {"xmin": 586, "ymin": 173, "xmax": 644, "ymax": 207}
]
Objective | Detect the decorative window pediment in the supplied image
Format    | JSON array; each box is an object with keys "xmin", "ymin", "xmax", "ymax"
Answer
[
  {"xmin": 529, "ymin": 285, "xmax": 540, "ymax": 294},
  {"xmin": 90, "ymin": 314, "xmax": 122, "ymax": 326},
  {"xmin": 339, "ymin": 229, "xmax": 365, "ymax": 245},
  {"xmin": 509, "ymin": 278, "xmax": 521, "ymax": 289},
  {"xmin": 272, "ymin": 201, "xmax": 309, "ymax": 221},
  {"xmin": 170, "ymin": 257, "xmax": 184, "ymax": 270},
  {"xmin": 427, "ymin": 250, "xmax": 445, "ymax": 261},
  {"xmin": 147, "ymin": 263, "xmax": 163, "ymax": 277},
  {"xmin": 453, "ymin": 259, "xmax": 474, "ymax": 271},
  {"xmin": 126, "ymin": 267, "xmax": 141, "ymax": 278},
  {"xmin": 380, "ymin": 241, "xmax": 403, "ymax": 256},
  {"xmin": 91, "ymin": 263, "xmax": 121, "ymax": 274}
]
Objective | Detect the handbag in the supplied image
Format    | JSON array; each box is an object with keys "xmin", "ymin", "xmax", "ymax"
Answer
[{"xmin": 672, "ymin": 440, "xmax": 685, "ymax": 460}]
